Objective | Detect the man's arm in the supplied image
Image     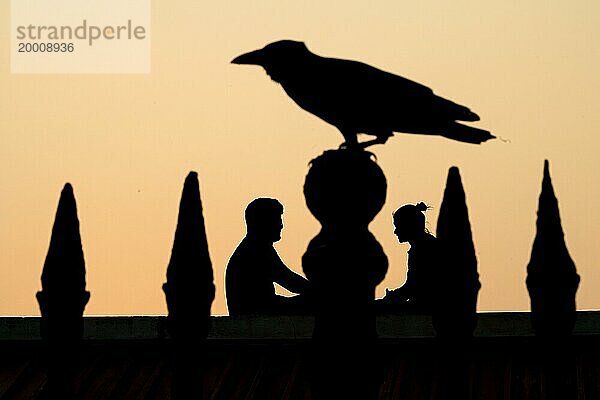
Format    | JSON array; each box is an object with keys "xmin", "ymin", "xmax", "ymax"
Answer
[{"xmin": 271, "ymin": 252, "xmax": 310, "ymax": 294}]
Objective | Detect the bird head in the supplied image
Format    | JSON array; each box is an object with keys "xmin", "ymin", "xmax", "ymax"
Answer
[{"xmin": 231, "ymin": 40, "xmax": 310, "ymax": 83}]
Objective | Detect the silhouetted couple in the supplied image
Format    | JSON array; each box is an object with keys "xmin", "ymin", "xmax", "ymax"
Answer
[
  {"xmin": 226, "ymin": 198, "xmax": 312, "ymax": 316},
  {"xmin": 225, "ymin": 197, "xmax": 443, "ymax": 315}
]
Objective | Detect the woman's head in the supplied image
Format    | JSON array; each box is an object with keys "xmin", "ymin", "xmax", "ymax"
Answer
[{"xmin": 393, "ymin": 202, "xmax": 429, "ymax": 243}]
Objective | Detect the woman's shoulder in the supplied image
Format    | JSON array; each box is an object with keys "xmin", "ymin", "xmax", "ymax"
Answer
[
  {"xmin": 414, "ymin": 233, "xmax": 442, "ymax": 255},
  {"xmin": 418, "ymin": 232, "xmax": 438, "ymax": 247},
  {"xmin": 408, "ymin": 233, "xmax": 437, "ymax": 253},
  {"xmin": 424, "ymin": 232, "xmax": 437, "ymax": 241}
]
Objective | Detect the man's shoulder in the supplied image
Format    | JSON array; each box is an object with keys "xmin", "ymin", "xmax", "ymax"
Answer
[
  {"xmin": 236, "ymin": 237, "xmax": 276, "ymax": 255},
  {"xmin": 227, "ymin": 237, "xmax": 277, "ymax": 268}
]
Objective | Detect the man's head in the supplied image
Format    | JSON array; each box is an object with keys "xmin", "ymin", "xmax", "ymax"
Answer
[{"xmin": 245, "ymin": 198, "xmax": 284, "ymax": 242}]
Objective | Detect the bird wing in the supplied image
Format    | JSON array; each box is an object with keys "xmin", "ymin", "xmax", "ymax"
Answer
[
  {"xmin": 316, "ymin": 58, "xmax": 479, "ymax": 124},
  {"xmin": 282, "ymin": 57, "xmax": 425, "ymax": 132},
  {"xmin": 324, "ymin": 57, "xmax": 434, "ymax": 97}
]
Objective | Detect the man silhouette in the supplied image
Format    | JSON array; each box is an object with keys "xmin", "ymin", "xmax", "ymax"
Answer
[{"xmin": 226, "ymin": 198, "xmax": 311, "ymax": 315}]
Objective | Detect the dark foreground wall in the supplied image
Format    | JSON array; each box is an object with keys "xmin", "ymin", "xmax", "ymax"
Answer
[{"xmin": 1, "ymin": 313, "xmax": 600, "ymax": 399}]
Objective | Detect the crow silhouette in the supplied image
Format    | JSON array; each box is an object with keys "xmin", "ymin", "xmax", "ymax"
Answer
[{"xmin": 232, "ymin": 40, "xmax": 495, "ymax": 149}]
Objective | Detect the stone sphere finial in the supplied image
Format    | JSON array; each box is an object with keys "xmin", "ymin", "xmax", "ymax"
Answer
[{"xmin": 304, "ymin": 150, "xmax": 387, "ymax": 228}]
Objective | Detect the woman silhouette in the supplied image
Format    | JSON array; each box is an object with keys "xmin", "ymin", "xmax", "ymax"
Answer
[{"xmin": 382, "ymin": 202, "xmax": 442, "ymax": 313}]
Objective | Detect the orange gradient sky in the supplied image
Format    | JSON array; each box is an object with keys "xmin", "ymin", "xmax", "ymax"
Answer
[{"xmin": 1, "ymin": 1, "xmax": 599, "ymax": 315}]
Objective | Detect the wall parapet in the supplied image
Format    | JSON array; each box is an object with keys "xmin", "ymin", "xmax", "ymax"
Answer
[{"xmin": 2, "ymin": 311, "xmax": 600, "ymax": 341}]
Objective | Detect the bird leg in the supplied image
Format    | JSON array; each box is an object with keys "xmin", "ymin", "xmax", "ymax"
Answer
[{"xmin": 339, "ymin": 131, "xmax": 359, "ymax": 150}]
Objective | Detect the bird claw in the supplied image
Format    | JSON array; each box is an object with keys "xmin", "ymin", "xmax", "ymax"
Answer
[{"xmin": 339, "ymin": 141, "xmax": 362, "ymax": 151}]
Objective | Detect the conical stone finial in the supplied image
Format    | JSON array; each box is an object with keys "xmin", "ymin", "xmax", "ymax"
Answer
[
  {"xmin": 526, "ymin": 160, "xmax": 580, "ymax": 337},
  {"xmin": 36, "ymin": 183, "xmax": 90, "ymax": 341},
  {"xmin": 435, "ymin": 167, "xmax": 481, "ymax": 338},
  {"xmin": 163, "ymin": 172, "xmax": 215, "ymax": 340}
]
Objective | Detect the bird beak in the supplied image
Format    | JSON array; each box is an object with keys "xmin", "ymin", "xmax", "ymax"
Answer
[{"xmin": 231, "ymin": 49, "xmax": 264, "ymax": 65}]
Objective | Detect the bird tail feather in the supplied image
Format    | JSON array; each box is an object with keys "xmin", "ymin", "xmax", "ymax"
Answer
[
  {"xmin": 442, "ymin": 123, "xmax": 495, "ymax": 144},
  {"xmin": 435, "ymin": 97, "xmax": 480, "ymax": 121}
]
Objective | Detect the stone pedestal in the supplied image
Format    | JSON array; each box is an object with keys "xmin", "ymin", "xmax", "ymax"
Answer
[{"xmin": 302, "ymin": 149, "xmax": 388, "ymax": 398}]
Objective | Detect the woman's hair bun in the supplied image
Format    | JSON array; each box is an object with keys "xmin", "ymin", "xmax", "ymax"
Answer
[{"xmin": 415, "ymin": 202, "xmax": 428, "ymax": 212}]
